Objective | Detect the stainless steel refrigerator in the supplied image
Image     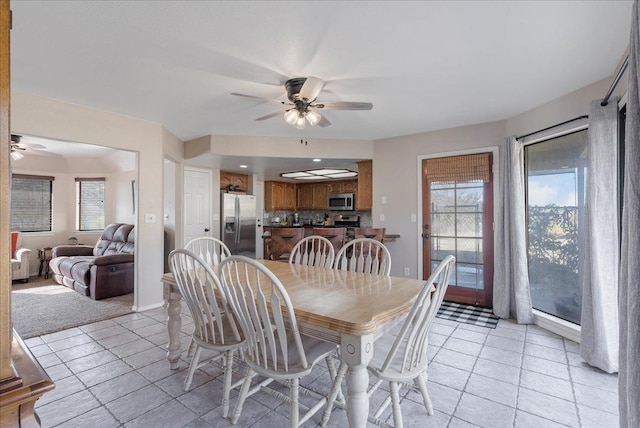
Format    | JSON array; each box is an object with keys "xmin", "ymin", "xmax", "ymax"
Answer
[{"xmin": 221, "ymin": 192, "xmax": 257, "ymax": 257}]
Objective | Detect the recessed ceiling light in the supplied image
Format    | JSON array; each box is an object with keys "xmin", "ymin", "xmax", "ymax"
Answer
[
  {"xmin": 313, "ymin": 158, "xmax": 322, "ymax": 162},
  {"xmin": 239, "ymin": 164, "xmax": 248, "ymax": 168}
]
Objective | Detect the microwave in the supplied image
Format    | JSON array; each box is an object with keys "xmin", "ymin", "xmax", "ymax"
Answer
[{"xmin": 328, "ymin": 193, "xmax": 355, "ymax": 211}]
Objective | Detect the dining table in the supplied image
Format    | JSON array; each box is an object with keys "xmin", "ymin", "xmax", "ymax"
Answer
[{"xmin": 160, "ymin": 259, "xmax": 430, "ymax": 428}]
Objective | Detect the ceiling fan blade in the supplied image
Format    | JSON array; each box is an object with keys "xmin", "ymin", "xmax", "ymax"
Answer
[
  {"xmin": 255, "ymin": 111, "xmax": 284, "ymax": 121},
  {"xmin": 27, "ymin": 148, "xmax": 63, "ymax": 157},
  {"xmin": 299, "ymin": 76, "xmax": 325, "ymax": 102},
  {"xmin": 318, "ymin": 114, "xmax": 332, "ymax": 128},
  {"xmin": 231, "ymin": 92, "xmax": 280, "ymax": 102},
  {"xmin": 315, "ymin": 101, "xmax": 373, "ymax": 110},
  {"xmin": 21, "ymin": 142, "xmax": 47, "ymax": 149}
]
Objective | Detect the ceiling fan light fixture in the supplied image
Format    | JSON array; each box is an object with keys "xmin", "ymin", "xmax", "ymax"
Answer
[
  {"xmin": 305, "ymin": 109, "xmax": 321, "ymax": 126},
  {"xmin": 294, "ymin": 114, "xmax": 306, "ymax": 129},
  {"xmin": 10, "ymin": 150, "xmax": 24, "ymax": 161},
  {"xmin": 284, "ymin": 109, "xmax": 299, "ymax": 125}
]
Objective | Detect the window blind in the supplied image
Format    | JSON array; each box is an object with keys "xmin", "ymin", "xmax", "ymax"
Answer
[
  {"xmin": 11, "ymin": 174, "xmax": 54, "ymax": 232},
  {"xmin": 76, "ymin": 177, "xmax": 105, "ymax": 231},
  {"xmin": 424, "ymin": 153, "xmax": 491, "ymax": 184}
]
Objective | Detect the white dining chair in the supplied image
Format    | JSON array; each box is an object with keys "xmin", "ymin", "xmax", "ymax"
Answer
[
  {"xmin": 184, "ymin": 236, "xmax": 231, "ymax": 266},
  {"xmin": 334, "ymin": 237, "xmax": 391, "ymax": 276},
  {"xmin": 322, "ymin": 255, "xmax": 456, "ymax": 428},
  {"xmin": 168, "ymin": 249, "xmax": 245, "ymax": 419},
  {"xmin": 289, "ymin": 235, "xmax": 335, "ymax": 268},
  {"xmin": 183, "ymin": 237, "xmax": 232, "ymax": 356},
  {"xmin": 218, "ymin": 255, "xmax": 342, "ymax": 428}
]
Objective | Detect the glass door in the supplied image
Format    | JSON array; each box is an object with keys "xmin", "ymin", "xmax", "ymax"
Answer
[{"xmin": 422, "ymin": 154, "xmax": 494, "ymax": 307}]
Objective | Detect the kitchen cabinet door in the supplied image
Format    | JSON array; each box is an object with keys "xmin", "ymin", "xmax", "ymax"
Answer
[
  {"xmin": 341, "ymin": 180, "xmax": 358, "ymax": 194},
  {"xmin": 356, "ymin": 160, "xmax": 372, "ymax": 210},
  {"xmin": 265, "ymin": 181, "xmax": 284, "ymax": 210},
  {"xmin": 313, "ymin": 183, "xmax": 329, "ymax": 209},
  {"xmin": 221, "ymin": 171, "xmax": 248, "ymax": 191},
  {"xmin": 284, "ymin": 183, "xmax": 296, "ymax": 210},
  {"xmin": 297, "ymin": 184, "xmax": 314, "ymax": 210}
]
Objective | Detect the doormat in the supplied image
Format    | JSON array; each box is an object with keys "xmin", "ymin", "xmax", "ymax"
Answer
[{"xmin": 436, "ymin": 301, "xmax": 499, "ymax": 329}]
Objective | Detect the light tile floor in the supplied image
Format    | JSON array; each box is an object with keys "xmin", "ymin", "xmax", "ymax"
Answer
[{"xmin": 27, "ymin": 305, "xmax": 619, "ymax": 428}]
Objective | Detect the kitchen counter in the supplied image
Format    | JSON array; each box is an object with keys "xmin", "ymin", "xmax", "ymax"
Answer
[{"xmin": 262, "ymin": 226, "xmax": 399, "ymax": 242}]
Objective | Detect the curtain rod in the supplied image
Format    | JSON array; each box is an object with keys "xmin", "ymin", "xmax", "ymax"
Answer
[
  {"xmin": 601, "ymin": 55, "xmax": 629, "ymax": 107},
  {"xmin": 515, "ymin": 115, "xmax": 589, "ymax": 141}
]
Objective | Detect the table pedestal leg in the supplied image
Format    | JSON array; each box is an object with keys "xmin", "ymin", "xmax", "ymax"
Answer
[
  {"xmin": 341, "ymin": 333, "xmax": 374, "ymax": 428},
  {"xmin": 164, "ymin": 282, "xmax": 182, "ymax": 370}
]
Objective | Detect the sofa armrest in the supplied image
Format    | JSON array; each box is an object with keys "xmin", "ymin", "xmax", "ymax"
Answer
[
  {"xmin": 13, "ymin": 247, "xmax": 32, "ymax": 262},
  {"xmin": 51, "ymin": 245, "xmax": 94, "ymax": 258},
  {"xmin": 89, "ymin": 253, "xmax": 134, "ymax": 266}
]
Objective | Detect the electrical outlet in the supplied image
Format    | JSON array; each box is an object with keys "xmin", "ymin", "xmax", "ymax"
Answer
[
  {"xmin": 404, "ymin": 267, "xmax": 410, "ymax": 276},
  {"xmin": 379, "ymin": 213, "xmax": 385, "ymax": 222},
  {"xmin": 381, "ymin": 196, "xmax": 387, "ymax": 205}
]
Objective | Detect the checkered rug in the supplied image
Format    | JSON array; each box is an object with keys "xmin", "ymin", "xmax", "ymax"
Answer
[{"xmin": 436, "ymin": 301, "xmax": 500, "ymax": 329}]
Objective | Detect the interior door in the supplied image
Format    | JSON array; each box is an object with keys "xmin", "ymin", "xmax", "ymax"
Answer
[
  {"xmin": 183, "ymin": 169, "xmax": 211, "ymax": 245},
  {"xmin": 422, "ymin": 153, "xmax": 494, "ymax": 307}
]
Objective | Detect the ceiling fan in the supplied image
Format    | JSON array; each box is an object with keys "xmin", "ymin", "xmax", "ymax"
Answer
[
  {"xmin": 10, "ymin": 134, "xmax": 61, "ymax": 160},
  {"xmin": 231, "ymin": 76, "xmax": 373, "ymax": 129}
]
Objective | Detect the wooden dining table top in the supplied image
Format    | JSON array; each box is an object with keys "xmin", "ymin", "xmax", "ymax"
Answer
[{"xmin": 161, "ymin": 260, "xmax": 429, "ymax": 337}]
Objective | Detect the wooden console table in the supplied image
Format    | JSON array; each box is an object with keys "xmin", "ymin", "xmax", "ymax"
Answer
[{"xmin": 0, "ymin": 331, "xmax": 54, "ymax": 427}]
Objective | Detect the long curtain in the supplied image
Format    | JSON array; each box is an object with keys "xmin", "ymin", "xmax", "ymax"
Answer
[
  {"xmin": 493, "ymin": 136, "xmax": 533, "ymax": 323},
  {"xmin": 580, "ymin": 99, "xmax": 619, "ymax": 374},
  {"xmin": 620, "ymin": 1, "xmax": 640, "ymax": 425}
]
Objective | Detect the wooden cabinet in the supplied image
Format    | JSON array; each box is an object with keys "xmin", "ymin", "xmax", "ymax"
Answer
[
  {"xmin": 265, "ymin": 181, "xmax": 296, "ymax": 211},
  {"xmin": 313, "ymin": 183, "xmax": 329, "ymax": 210},
  {"xmin": 297, "ymin": 183, "xmax": 329, "ymax": 210},
  {"xmin": 297, "ymin": 184, "xmax": 314, "ymax": 210},
  {"xmin": 220, "ymin": 171, "xmax": 248, "ymax": 191},
  {"xmin": 356, "ymin": 160, "xmax": 372, "ymax": 210},
  {"xmin": 266, "ymin": 173, "xmax": 369, "ymax": 211},
  {"xmin": 341, "ymin": 180, "xmax": 358, "ymax": 194}
]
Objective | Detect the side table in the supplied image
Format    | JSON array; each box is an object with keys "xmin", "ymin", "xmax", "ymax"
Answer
[{"xmin": 38, "ymin": 247, "xmax": 53, "ymax": 279}]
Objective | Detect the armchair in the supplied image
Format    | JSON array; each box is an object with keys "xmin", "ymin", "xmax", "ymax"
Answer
[
  {"xmin": 49, "ymin": 223, "xmax": 135, "ymax": 300},
  {"xmin": 10, "ymin": 231, "xmax": 31, "ymax": 283}
]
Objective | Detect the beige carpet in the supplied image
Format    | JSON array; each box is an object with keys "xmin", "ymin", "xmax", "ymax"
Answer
[{"xmin": 11, "ymin": 276, "xmax": 134, "ymax": 339}]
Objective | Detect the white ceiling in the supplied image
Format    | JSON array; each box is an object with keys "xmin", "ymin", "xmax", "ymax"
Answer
[{"xmin": 9, "ymin": 1, "xmax": 633, "ymax": 171}]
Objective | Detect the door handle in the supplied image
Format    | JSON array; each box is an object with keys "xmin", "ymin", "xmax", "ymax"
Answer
[
  {"xmin": 422, "ymin": 233, "xmax": 430, "ymax": 239},
  {"xmin": 204, "ymin": 228, "xmax": 210, "ymax": 232}
]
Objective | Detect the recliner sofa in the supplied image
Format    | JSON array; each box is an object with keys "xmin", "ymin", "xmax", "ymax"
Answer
[{"xmin": 49, "ymin": 223, "xmax": 135, "ymax": 300}]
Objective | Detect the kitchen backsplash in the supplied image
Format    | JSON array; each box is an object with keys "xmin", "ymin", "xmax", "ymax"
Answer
[{"xmin": 265, "ymin": 210, "xmax": 372, "ymax": 227}]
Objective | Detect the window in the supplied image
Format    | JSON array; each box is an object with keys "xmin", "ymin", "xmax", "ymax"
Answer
[
  {"xmin": 11, "ymin": 174, "xmax": 54, "ymax": 232},
  {"xmin": 525, "ymin": 129, "xmax": 587, "ymax": 325},
  {"xmin": 76, "ymin": 177, "xmax": 105, "ymax": 231}
]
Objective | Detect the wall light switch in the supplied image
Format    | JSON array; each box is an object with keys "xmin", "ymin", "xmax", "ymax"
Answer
[
  {"xmin": 411, "ymin": 213, "xmax": 417, "ymax": 223},
  {"xmin": 379, "ymin": 213, "xmax": 385, "ymax": 222},
  {"xmin": 381, "ymin": 196, "xmax": 387, "ymax": 205},
  {"xmin": 145, "ymin": 213, "xmax": 156, "ymax": 223}
]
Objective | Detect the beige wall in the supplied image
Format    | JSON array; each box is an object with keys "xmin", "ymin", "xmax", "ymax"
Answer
[{"xmin": 12, "ymin": 91, "xmax": 184, "ymax": 310}]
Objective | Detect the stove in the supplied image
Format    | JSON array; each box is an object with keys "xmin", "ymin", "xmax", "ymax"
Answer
[{"xmin": 333, "ymin": 214, "xmax": 360, "ymax": 227}]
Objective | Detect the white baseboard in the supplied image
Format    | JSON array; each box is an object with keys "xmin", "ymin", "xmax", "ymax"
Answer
[{"xmin": 533, "ymin": 309, "xmax": 581, "ymax": 343}]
